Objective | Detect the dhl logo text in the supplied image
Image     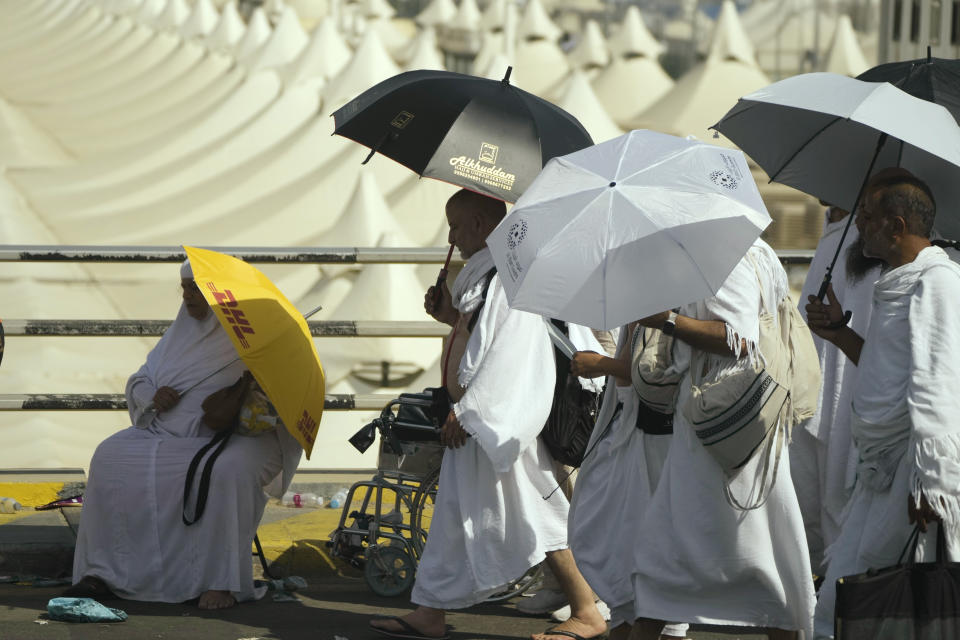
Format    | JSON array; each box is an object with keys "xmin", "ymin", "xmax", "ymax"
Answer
[{"xmin": 206, "ymin": 283, "xmax": 255, "ymax": 348}]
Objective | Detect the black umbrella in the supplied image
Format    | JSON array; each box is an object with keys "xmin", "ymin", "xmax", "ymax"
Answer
[
  {"xmin": 857, "ymin": 48, "xmax": 960, "ymax": 124},
  {"xmin": 331, "ymin": 68, "xmax": 594, "ymax": 203}
]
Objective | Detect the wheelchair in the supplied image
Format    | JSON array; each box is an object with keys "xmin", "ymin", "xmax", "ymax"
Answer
[{"xmin": 328, "ymin": 390, "xmax": 541, "ymax": 600}]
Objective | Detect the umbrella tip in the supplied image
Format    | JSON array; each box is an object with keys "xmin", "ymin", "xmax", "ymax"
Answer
[
  {"xmin": 501, "ymin": 66, "xmax": 513, "ymax": 85},
  {"xmin": 609, "ymin": 181, "xmax": 616, "ymax": 188}
]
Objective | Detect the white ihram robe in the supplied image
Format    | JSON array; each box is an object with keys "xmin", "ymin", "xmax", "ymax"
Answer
[
  {"xmin": 631, "ymin": 241, "xmax": 815, "ymax": 636},
  {"xmin": 73, "ymin": 304, "xmax": 302, "ymax": 603},
  {"xmin": 568, "ymin": 328, "xmax": 688, "ymax": 636},
  {"xmin": 793, "ymin": 212, "xmax": 880, "ymax": 570},
  {"xmin": 813, "ymin": 246, "xmax": 960, "ymax": 638},
  {"xmin": 410, "ymin": 248, "xmax": 568, "ymax": 609}
]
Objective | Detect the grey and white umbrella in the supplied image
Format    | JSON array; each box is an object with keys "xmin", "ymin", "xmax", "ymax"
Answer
[
  {"xmin": 713, "ymin": 72, "xmax": 960, "ymax": 297},
  {"xmin": 486, "ymin": 129, "xmax": 772, "ymax": 331}
]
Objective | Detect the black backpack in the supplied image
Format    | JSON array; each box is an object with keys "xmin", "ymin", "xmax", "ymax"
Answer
[{"xmin": 540, "ymin": 319, "xmax": 601, "ymax": 467}]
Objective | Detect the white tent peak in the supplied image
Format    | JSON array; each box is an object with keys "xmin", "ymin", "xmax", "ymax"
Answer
[
  {"xmin": 134, "ymin": 0, "xmax": 166, "ymax": 24},
  {"xmin": 206, "ymin": 1, "xmax": 245, "ymax": 50},
  {"xmin": 180, "ymin": 0, "xmax": 219, "ymax": 38},
  {"xmin": 450, "ymin": 0, "xmax": 482, "ymax": 31},
  {"xmin": 234, "ymin": 7, "xmax": 273, "ymax": 61},
  {"xmin": 415, "ymin": 0, "xmax": 456, "ymax": 27},
  {"xmin": 482, "ymin": 52, "xmax": 513, "ymax": 80},
  {"xmin": 245, "ymin": 5, "xmax": 309, "ymax": 71},
  {"xmin": 707, "ymin": 0, "xmax": 758, "ymax": 67},
  {"xmin": 318, "ymin": 172, "xmax": 415, "ymax": 249},
  {"xmin": 404, "ymin": 27, "xmax": 446, "ymax": 71},
  {"xmin": 323, "ymin": 27, "xmax": 400, "ymax": 115},
  {"xmin": 822, "ymin": 14, "xmax": 870, "ymax": 76},
  {"xmin": 283, "ymin": 16, "xmax": 352, "ymax": 86},
  {"xmin": 480, "ymin": 0, "xmax": 506, "ymax": 32},
  {"xmin": 152, "ymin": 0, "xmax": 189, "ymax": 29},
  {"xmin": 519, "ymin": 0, "xmax": 561, "ymax": 41},
  {"xmin": 609, "ymin": 6, "xmax": 664, "ymax": 59},
  {"xmin": 568, "ymin": 19, "xmax": 609, "ymax": 70},
  {"xmin": 362, "ymin": 0, "xmax": 395, "ymax": 20},
  {"xmin": 556, "ymin": 71, "xmax": 622, "ymax": 142}
]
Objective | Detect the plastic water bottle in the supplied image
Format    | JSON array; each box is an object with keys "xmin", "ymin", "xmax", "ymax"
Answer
[
  {"xmin": 0, "ymin": 498, "xmax": 22, "ymax": 514},
  {"xmin": 329, "ymin": 488, "xmax": 348, "ymax": 509},
  {"xmin": 300, "ymin": 492, "xmax": 318, "ymax": 508},
  {"xmin": 281, "ymin": 491, "xmax": 302, "ymax": 508}
]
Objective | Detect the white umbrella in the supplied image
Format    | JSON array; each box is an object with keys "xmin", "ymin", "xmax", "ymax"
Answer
[{"xmin": 486, "ymin": 129, "xmax": 772, "ymax": 330}]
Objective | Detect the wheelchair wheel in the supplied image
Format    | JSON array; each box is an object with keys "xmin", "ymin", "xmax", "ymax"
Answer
[
  {"xmin": 411, "ymin": 466, "xmax": 440, "ymax": 555},
  {"xmin": 364, "ymin": 545, "xmax": 415, "ymax": 597}
]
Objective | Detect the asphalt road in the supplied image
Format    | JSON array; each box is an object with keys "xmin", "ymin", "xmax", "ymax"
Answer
[{"xmin": 0, "ymin": 578, "xmax": 771, "ymax": 640}]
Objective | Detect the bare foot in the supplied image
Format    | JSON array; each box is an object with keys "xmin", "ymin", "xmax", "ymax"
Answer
[
  {"xmin": 198, "ymin": 590, "xmax": 236, "ymax": 610},
  {"xmin": 370, "ymin": 607, "xmax": 447, "ymax": 639},
  {"xmin": 532, "ymin": 610, "xmax": 607, "ymax": 640}
]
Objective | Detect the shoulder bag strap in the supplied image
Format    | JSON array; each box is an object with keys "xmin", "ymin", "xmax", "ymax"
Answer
[{"xmin": 182, "ymin": 429, "xmax": 233, "ymax": 526}]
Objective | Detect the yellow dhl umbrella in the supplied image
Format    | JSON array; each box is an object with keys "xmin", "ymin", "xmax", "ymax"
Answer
[{"xmin": 184, "ymin": 246, "xmax": 325, "ymax": 458}]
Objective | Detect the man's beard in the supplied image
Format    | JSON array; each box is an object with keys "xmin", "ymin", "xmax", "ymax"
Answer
[{"xmin": 845, "ymin": 236, "xmax": 885, "ymax": 283}]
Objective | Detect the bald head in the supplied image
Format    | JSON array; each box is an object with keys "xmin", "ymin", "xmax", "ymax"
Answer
[{"xmin": 444, "ymin": 189, "xmax": 507, "ymax": 259}]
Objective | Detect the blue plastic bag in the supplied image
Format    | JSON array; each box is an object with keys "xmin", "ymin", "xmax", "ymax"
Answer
[{"xmin": 46, "ymin": 597, "xmax": 127, "ymax": 623}]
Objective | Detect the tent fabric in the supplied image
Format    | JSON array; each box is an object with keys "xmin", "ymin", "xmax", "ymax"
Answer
[
  {"xmin": 607, "ymin": 6, "xmax": 664, "ymax": 58},
  {"xmin": 822, "ymin": 14, "xmax": 869, "ymax": 77}
]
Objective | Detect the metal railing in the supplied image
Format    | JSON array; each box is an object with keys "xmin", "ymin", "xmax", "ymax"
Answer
[{"xmin": 0, "ymin": 245, "xmax": 816, "ymax": 412}]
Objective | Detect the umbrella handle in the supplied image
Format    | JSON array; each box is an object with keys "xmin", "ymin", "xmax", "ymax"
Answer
[
  {"xmin": 817, "ymin": 132, "xmax": 888, "ymax": 302},
  {"xmin": 431, "ymin": 244, "xmax": 456, "ymax": 307}
]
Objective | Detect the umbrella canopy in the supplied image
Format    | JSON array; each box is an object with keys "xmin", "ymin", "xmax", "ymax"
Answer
[
  {"xmin": 331, "ymin": 68, "xmax": 593, "ymax": 203},
  {"xmin": 486, "ymin": 129, "xmax": 772, "ymax": 330},
  {"xmin": 856, "ymin": 53, "xmax": 960, "ymax": 124},
  {"xmin": 713, "ymin": 72, "xmax": 960, "ymax": 240},
  {"xmin": 184, "ymin": 246, "xmax": 325, "ymax": 458}
]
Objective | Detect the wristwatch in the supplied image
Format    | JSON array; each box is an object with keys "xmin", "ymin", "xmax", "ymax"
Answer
[{"xmin": 662, "ymin": 310, "xmax": 679, "ymax": 336}]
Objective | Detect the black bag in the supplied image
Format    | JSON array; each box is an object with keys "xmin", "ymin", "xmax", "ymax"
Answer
[
  {"xmin": 540, "ymin": 320, "xmax": 601, "ymax": 467},
  {"xmin": 835, "ymin": 524, "xmax": 960, "ymax": 639}
]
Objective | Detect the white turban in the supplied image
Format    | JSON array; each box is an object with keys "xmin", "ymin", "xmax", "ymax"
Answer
[{"xmin": 180, "ymin": 259, "xmax": 193, "ymax": 279}]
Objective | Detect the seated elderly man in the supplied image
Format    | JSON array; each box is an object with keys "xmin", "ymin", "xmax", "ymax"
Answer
[
  {"xmin": 806, "ymin": 172, "xmax": 960, "ymax": 638},
  {"xmin": 67, "ymin": 261, "xmax": 301, "ymax": 609},
  {"xmin": 370, "ymin": 189, "xmax": 606, "ymax": 640}
]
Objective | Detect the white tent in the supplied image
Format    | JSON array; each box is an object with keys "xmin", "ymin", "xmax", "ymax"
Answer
[
  {"xmin": 608, "ymin": 6, "xmax": 664, "ymax": 59},
  {"xmin": 633, "ymin": 0, "xmax": 770, "ymax": 142},
  {"xmin": 450, "ymin": 0, "xmax": 481, "ymax": 32},
  {"xmin": 205, "ymin": 0, "xmax": 245, "ymax": 50},
  {"xmin": 567, "ymin": 19, "xmax": 609, "ymax": 73},
  {"xmin": 592, "ymin": 55, "xmax": 674, "ymax": 130},
  {"xmin": 741, "ymin": 0, "xmax": 837, "ymax": 78},
  {"xmin": 234, "ymin": 6, "xmax": 272, "ymax": 62},
  {"xmin": 317, "ymin": 171, "xmax": 416, "ymax": 252},
  {"xmin": 245, "ymin": 5, "xmax": 309, "ymax": 72},
  {"xmin": 322, "ymin": 27, "xmax": 400, "ymax": 115},
  {"xmin": 403, "ymin": 26, "xmax": 445, "ymax": 71},
  {"xmin": 518, "ymin": 0, "xmax": 562, "ymax": 42},
  {"xmin": 415, "ymin": 0, "xmax": 456, "ymax": 28},
  {"xmin": 282, "ymin": 16, "xmax": 351, "ymax": 90},
  {"xmin": 179, "ymin": 0, "xmax": 219, "ymax": 39},
  {"xmin": 151, "ymin": 0, "xmax": 189, "ymax": 30},
  {"xmin": 822, "ymin": 14, "xmax": 870, "ymax": 76},
  {"xmin": 554, "ymin": 71, "xmax": 622, "ymax": 142},
  {"xmin": 480, "ymin": 0, "xmax": 506, "ymax": 32},
  {"xmin": 0, "ymin": 98, "xmax": 74, "ymax": 167}
]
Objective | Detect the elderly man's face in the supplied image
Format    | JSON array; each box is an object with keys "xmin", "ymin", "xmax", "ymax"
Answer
[
  {"xmin": 446, "ymin": 201, "xmax": 486, "ymax": 259},
  {"xmin": 181, "ymin": 278, "xmax": 209, "ymax": 320}
]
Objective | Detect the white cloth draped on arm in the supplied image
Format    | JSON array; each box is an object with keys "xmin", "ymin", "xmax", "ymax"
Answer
[{"xmin": 454, "ymin": 277, "xmax": 556, "ymax": 473}]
